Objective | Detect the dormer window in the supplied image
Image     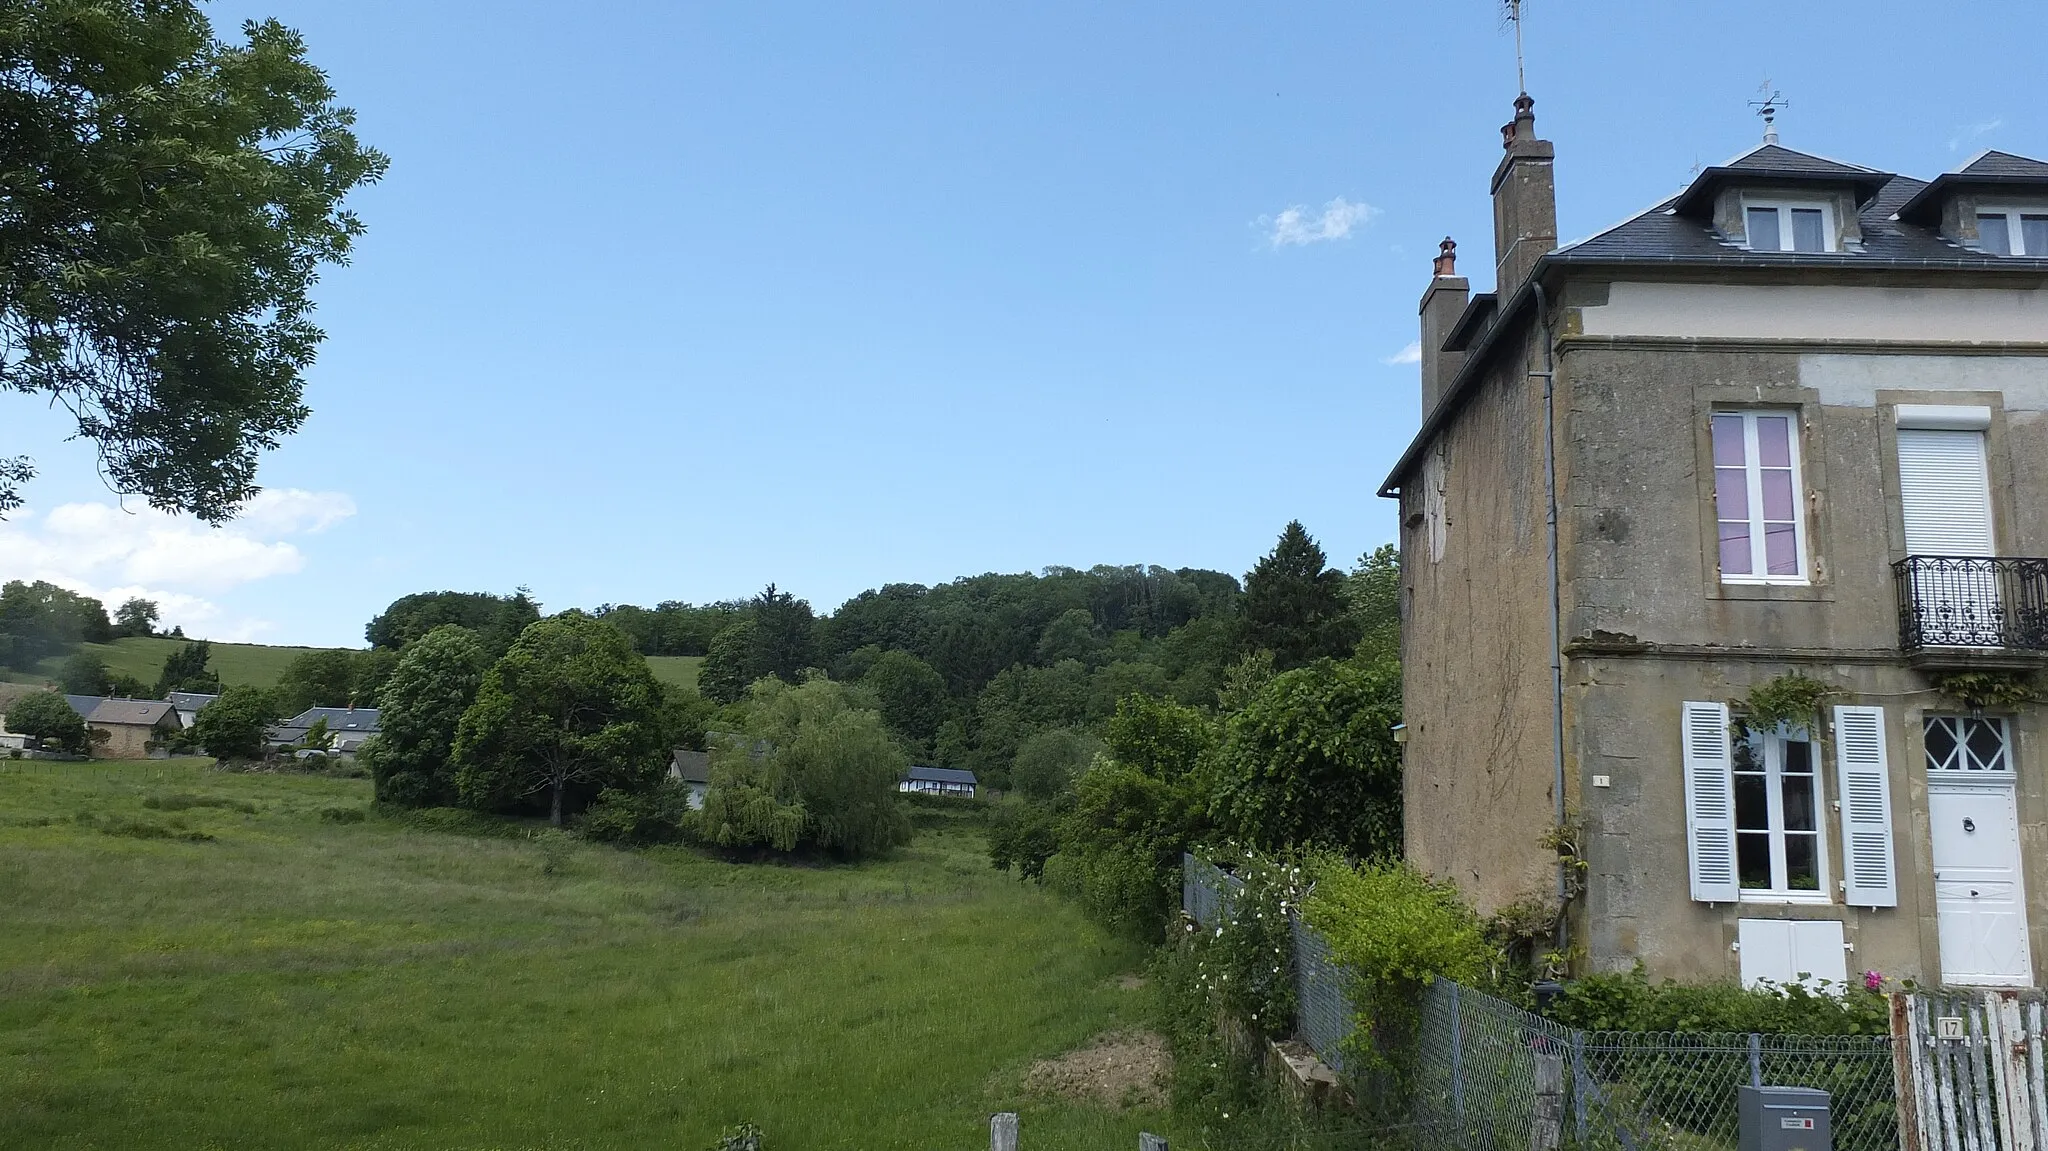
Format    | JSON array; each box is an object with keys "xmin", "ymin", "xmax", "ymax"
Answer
[
  {"xmin": 1745, "ymin": 201, "xmax": 1833, "ymax": 253},
  {"xmin": 1977, "ymin": 207, "xmax": 2048, "ymax": 256}
]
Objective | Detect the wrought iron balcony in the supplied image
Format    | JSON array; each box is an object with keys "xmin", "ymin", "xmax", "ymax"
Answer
[{"xmin": 1893, "ymin": 555, "xmax": 2048, "ymax": 664}]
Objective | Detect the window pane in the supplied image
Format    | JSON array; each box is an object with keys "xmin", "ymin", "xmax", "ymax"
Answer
[
  {"xmin": 1781, "ymin": 774, "xmax": 1817, "ymax": 832},
  {"xmin": 1789, "ymin": 209, "xmax": 1826, "ymax": 252},
  {"xmin": 1965, "ymin": 719, "xmax": 2009, "ymax": 771},
  {"xmin": 1783, "ymin": 739, "xmax": 1812, "ymax": 775},
  {"xmin": 2023, "ymin": 215, "xmax": 2048, "ymax": 257},
  {"xmin": 1715, "ymin": 467, "xmax": 1751, "ymax": 519},
  {"xmin": 1735, "ymin": 772, "xmax": 1769, "ymax": 831},
  {"xmin": 1980, "ymin": 213, "xmax": 2012, "ymax": 255},
  {"xmin": 1784, "ymin": 835, "xmax": 1819, "ymax": 890},
  {"xmin": 1756, "ymin": 416, "xmax": 1792, "ymax": 467},
  {"xmin": 1748, "ymin": 207, "xmax": 1782, "ymax": 251},
  {"xmin": 1738, "ymin": 833, "xmax": 1773, "ymax": 889},
  {"xmin": 1734, "ymin": 731, "xmax": 1765, "ymax": 772},
  {"xmin": 1764, "ymin": 523, "xmax": 1800, "ymax": 575},
  {"xmin": 1761, "ymin": 470, "xmax": 1796, "ymax": 520},
  {"xmin": 1925, "ymin": 718, "xmax": 1959, "ymax": 772},
  {"xmin": 1712, "ymin": 414, "xmax": 1748, "ymax": 465},
  {"xmin": 1720, "ymin": 522, "xmax": 1753, "ymax": 575}
]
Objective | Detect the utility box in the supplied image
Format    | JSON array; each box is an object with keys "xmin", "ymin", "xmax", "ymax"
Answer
[{"xmin": 1739, "ymin": 1085, "xmax": 1831, "ymax": 1151}]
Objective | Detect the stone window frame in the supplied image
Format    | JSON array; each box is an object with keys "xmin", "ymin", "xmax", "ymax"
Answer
[
  {"xmin": 1872, "ymin": 390, "xmax": 2017, "ymax": 566},
  {"xmin": 1732, "ymin": 721, "xmax": 1836, "ymax": 904},
  {"xmin": 1743, "ymin": 198, "xmax": 1837, "ymax": 254},
  {"xmin": 1973, "ymin": 204, "xmax": 2048, "ymax": 257},
  {"xmin": 1692, "ymin": 384, "xmax": 1833, "ymax": 603}
]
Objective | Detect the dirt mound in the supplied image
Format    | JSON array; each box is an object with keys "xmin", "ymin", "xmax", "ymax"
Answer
[{"xmin": 1023, "ymin": 1030, "xmax": 1169, "ymax": 1110}]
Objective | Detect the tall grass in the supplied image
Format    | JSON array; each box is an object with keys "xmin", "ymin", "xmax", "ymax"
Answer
[{"xmin": 0, "ymin": 760, "xmax": 1184, "ymax": 1149}]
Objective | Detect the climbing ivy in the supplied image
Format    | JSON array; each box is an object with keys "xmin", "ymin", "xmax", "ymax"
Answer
[
  {"xmin": 1931, "ymin": 670, "xmax": 2039, "ymax": 711},
  {"xmin": 1739, "ymin": 672, "xmax": 1833, "ymax": 733}
]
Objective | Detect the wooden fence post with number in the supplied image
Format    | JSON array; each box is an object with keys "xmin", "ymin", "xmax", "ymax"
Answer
[{"xmin": 989, "ymin": 1112, "xmax": 1017, "ymax": 1151}]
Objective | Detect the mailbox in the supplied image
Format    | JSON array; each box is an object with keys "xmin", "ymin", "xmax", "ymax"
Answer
[{"xmin": 1739, "ymin": 1085, "xmax": 1831, "ymax": 1151}]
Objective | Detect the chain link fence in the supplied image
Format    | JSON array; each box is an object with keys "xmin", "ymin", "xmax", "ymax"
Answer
[
  {"xmin": 1182, "ymin": 856, "xmax": 1902, "ymax": 1150},
  {"xmin": 1414, "ymin": 980, "xmax": 1899, "ymax": 1151}
]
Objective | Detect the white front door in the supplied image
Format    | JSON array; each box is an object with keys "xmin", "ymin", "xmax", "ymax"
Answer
[{"xmin": 1929, "ymin": 782, "xmax": 2033, "ymax": 985}]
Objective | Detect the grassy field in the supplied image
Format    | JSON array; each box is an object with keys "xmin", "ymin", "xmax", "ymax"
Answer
[
  {"xmin": 0, "ymin": 761, "xmax": 1190, "ymax": 1150},
  {"xmin": 644, "ymin": 655, "xmax": 704, "ymax": 691},
  {"xmin": 0, "ymin": 636, "xmax": 350, "ymax": 690}
]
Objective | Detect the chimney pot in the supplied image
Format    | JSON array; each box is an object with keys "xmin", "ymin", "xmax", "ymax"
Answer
[{"xmin": 1433, "ymin": 237, "xmax": 1458, "ymax": 278}]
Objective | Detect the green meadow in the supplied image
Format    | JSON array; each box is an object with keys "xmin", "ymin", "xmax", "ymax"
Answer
[
  {"xmin": 644, "ymin": 655, "xmax": 704, "ymax": 692},
  {"xmin": 0, "ymin": 760, "xmax": 1188, "ymax": 1150},
  {"xmin": 2, "ymin": 636, "xmax": 342, "ymax": 689}
]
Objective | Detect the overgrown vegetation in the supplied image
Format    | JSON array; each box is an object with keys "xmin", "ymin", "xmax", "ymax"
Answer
[
  {"xmin": 1739, "ymin": 671, "xmax": 1833, "ymax": 733},
  {"xmin": 1932, "ymin": 669, "xmax": 2040, "ymax": 710}
]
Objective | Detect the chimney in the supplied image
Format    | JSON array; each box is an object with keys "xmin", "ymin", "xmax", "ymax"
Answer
[
  {"xmin": 1491, "ymin": 93, "xmax": 1557, "ymax": 295},
  {"xmin": 1418, "ymin": 237, "xmax": 1469, "ymax": 416}
]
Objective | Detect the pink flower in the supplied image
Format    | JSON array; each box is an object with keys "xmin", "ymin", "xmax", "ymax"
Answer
[{"xmin": 1863, "ymin": 970, "xmax": 1883, "ymax": 991}]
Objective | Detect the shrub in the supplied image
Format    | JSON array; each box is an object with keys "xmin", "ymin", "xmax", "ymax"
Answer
[
  {"xmin": 193, "ymin": 685, "xmax": 278, "ymax": 761},
  {"xmin": 1182, "ymin": 850, "xmax": 1304, "ymax": 1039},
  {"xmin": 576, "ymin": 782, "xmax": 691, "ymax": 845},
  {"xmin": 1547, "ymin": 965, "xmax": 1893, "ymax": 1036},
  {"xmin": 1299, "ymin": 855, "xmax": 1498, "ymax": 1076},
  {"xmin": 5, "ymin": 690, "xmax": 89, "ymax": 754}
]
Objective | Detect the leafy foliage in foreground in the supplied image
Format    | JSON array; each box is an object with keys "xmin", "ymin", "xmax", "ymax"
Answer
[
  {"xmin": 1547, "ymin": 966, "xmax": 1894, "ymax": 1036},
  {"xmin": 0, "ymin": 1, "xmax": 386, "ymax": 519},
  {"xmin": 4, "ymin": 688, "xmax": 88, "ymax": 752},
  {"xmin": 363, "ymin": 625, "xmax": 485, "ymax": 807}
]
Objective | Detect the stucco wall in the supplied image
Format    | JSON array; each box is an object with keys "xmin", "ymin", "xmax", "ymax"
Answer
[{"xmin": 1400, "ymin": 323, "xmax": 1559, "ymax": 915}]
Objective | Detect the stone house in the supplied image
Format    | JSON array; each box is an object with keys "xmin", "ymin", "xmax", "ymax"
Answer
[
  {"xmin": 1382, "ymin": 93, "xmax": 2048, "ymax": 988},
  {"xmin": 82, "ymin": 699, "xmax": 180, "ymax": 759}
]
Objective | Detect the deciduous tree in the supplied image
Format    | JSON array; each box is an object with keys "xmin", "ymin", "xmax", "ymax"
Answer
[
  {"xmin": 112, "ymin": 597, "xmax": 160, "ymax": 638},
  {"xmin": 453, "ymin": 612, "xmax": 668, "ymax": 826},
  {"xmin": 1210, "ymin": 660, "xmax": 1402, "ymax": 859},
  {"xmin": 192, "ymin": 684, "xmax": 276, "ymax": 760},
  {"xmin": 0, "ymin": 2, "xmax": 387, "ymax": 518},
  {"xmin": 4, "ymin": 689, "xmax": 87, "ymax": 752},
  {"xmin": 361, "ymin": 625, "xmax": 483, "ymax": 807}
]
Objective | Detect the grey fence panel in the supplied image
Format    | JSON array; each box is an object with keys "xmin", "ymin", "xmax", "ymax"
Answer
[
  {"xmin": 1289, "ymin": 917, "xmax": 1355, "ymax": 1074},
  {"xmin": 1411, "ymin": 979, "xmax": 1576, "ymax": 1151},
  {"xmin": 1181, "ymin": 852, "xmax": 1241, "ymax": 929}
]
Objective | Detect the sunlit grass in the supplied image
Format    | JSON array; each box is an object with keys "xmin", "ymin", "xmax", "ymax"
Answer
[{"xmin": 0, "ymin": 760, "xmax": 1187, "ymax": 1149}]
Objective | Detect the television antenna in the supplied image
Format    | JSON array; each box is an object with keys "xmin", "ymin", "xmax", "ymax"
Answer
[
  {"xmin": 1500, "ymin": 0, "xmax": 1529, "ymax": 93},
  {"xmin": 1750, "ymin": 80, "xmax": 1788, "ymax": 145}
]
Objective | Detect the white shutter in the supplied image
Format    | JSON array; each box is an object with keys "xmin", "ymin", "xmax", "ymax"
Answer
[
  {"xmin": 1833, "ymin": 705, "xmax": 1898, "ymax": 908},
  {"xmin": 1682, "ymin": 701, "xmax": 1741, "ymax": 903},
  {"xmin": 1897, "ymin": 429, "xmax": 1995, "ymax": 556}
]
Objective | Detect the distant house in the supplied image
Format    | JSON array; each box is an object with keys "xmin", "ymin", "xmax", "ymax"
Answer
[
  {"xmin": 83, "ymin": 699, "xmax": 180, "ymax": 759},
  {"xmin": 899, "ymin": 765, "xmax": 977, "ymax": 798},
  {"xmin": 668, "ymin": 749, "xmax": 711, "ymax": 809},
  {"xmin": 270, "ymin": 707, "xmax": 382, "ymax": 756},
  {"xmin": 63, "ymin": 694, "xmax": 104, "ymax": 720},
  {"xmin": 167, "ymin": 692, "xmax": 218, "ymax": 729}
]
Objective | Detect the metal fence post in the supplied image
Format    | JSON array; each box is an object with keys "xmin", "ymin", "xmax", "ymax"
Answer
[
  {"xmin": 1571, "ymin": 1028, "xmax": 1589, "ymax": 1144},
  {"xmin": 1748, "ymin": 1032, "xmax": 1763, "ymax": 1089},
  {"xmin": 1450, "ymin": 981, "xmax": 1466, "ymax": 1122}
]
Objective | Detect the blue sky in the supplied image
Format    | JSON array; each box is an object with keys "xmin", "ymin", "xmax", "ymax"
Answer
[{"xmin": 3, "ymin": 0, "xmax": 2040, "ymax": 647}]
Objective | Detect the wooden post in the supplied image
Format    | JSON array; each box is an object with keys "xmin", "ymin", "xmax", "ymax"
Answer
[
  {"xmin": 1139, "ymin": 1134, "xmax": 1169, "ymax": 1151},
  {"xmin": 990, "ymin": 1112, "xmax": 1017, "ymax": 1151},
  {"xmin": 1890, "ymin": 992, "xmax": 1925, "ymax": 1151},
  {"xmin": 1530, "ymin": 1051, "xmax": 1564, "ymax": 1151}
]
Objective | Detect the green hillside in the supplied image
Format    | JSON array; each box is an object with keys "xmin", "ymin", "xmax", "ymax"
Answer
[
  {"xmin": 644, "ymin": 654, "xmax": 703, "ymax": 691},
  {"xmin": 5, "ymin": 636, "xmax": 352, "ymax": 690},
  {"xmin": 0, "ymin": 762, "xmax": 1178, "ymax": 1148}
]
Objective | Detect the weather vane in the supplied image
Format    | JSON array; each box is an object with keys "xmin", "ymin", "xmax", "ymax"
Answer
[{"xmin": 1750, "ymin": 80, "xmax": 1788, "ymax": 145}]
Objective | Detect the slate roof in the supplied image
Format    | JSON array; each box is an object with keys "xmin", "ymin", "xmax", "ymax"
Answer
[
  {"xmin": 669, "ymin": 748, "xmax": 711, "ymax": 784},
  {"xmin": 1897, "ymin": 150, "xmax": 2048, "ymax": 223},
  {"xmin": 63, "ymin": 694, "xmax": 104, "ymax": 719},
  {"xmin": 85, "ymin": 699, "xmax": 175, "ymax": 727},
  {"xmin": 281, "ymin": 707, "xmax": 380, "ymax": 733},
  {"xmin": 1961, "ymin": 150, "xmax": 2048, "ymax": 179},
  {"xmin": 904, "ymin": 765, "xmax": 978, "ymax": 786},
  {"xmin": 168, "ymin": 692, "xmax": 218, "ymax": 711},
  {"xmin": 1558, "ymin": 143, "xmax": 2048, "ymax": 270}
]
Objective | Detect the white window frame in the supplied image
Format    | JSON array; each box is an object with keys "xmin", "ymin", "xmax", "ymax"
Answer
[
  {"xmin": 1925, "ymin": 715, "xmax": 2015, "ymax": 777},
  {"xmin": 1712, "ymin": 409, "xmax": 1811, "ymax": 585},
  {"xmin": 1734, "ymin": 724, "xmax": 1833, "ymax": 904},
  {"xmin": 1743, "ymin": 198, "xmax": 1838, "ymax": 253},
  {"xmin": 1975, "ymin": 205, "xmax": 2048, "ymax": 256}
]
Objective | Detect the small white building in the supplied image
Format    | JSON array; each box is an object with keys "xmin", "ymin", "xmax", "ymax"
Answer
[{"xmin": 899, "ymin": 765, "xmax": 978, "ymax": 798}]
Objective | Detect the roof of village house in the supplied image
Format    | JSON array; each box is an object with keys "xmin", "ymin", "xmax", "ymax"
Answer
[
  {"xmin": 280, "ymin": 707, "xmax": 380, "ymax": 733},
  {"xmin": 1557, "ymin": 144, "xmax": 2048, "ymax": 270},
  {"xmin": 64, "ymin": 694, "xmax": 104, "ymax": 718},
  {"xmin": 669, "ymin": 748, "xmax": 711, "ymax": 784},
  {"xmin": 85, "ymin": 699, "xmax": 175, "ymax": 727},
  {"xmin": 168, "ymin": 692, "xmax": 218, "ymax": 711},
  {"xmin": 904, "ymin": 765, "xmax": 978, "ymax": 786}
]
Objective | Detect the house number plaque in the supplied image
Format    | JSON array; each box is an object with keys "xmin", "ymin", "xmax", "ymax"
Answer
[{"xmin": 1938, "ymin": 1017, "xmax": 1968, "ymax": 1041}]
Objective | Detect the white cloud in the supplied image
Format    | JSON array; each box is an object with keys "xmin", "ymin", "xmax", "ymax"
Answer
[
  {"xmin": 1259, "ymin": 197, "xmax": 1380, "ymax": 248},
  {"xmin": 1949, "ymin": 118, "xmax": 2003, "ymax": 152},
  {"xmin": 1384, "ymin": 340, "xmax": 1423, "ymax": 366},
  {"xmin": 0, "ymin": 488, "xmax": 353, "ymax": 639}
]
